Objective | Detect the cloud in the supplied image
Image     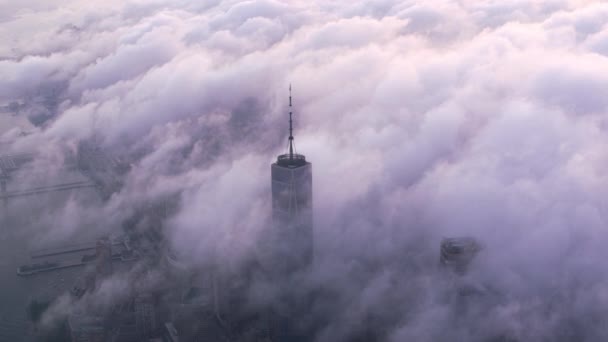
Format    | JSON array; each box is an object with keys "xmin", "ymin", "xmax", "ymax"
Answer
[{"xmin": 3, "ymin": 0, "xmax": 608, "ymax": 341}]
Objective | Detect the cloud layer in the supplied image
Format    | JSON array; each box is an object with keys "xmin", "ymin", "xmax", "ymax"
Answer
[{"xmin": 3, "ymin": 0, "xmax": 608, "ymax": 340}]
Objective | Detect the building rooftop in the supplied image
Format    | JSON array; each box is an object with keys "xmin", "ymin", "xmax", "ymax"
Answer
[
  {"xmin": 276, "ymin": 153, "xmax": 307, "ymax": 168},
  {"xmin": 440, "ymin": 237, "xmax": 481, "ymax": 274}
]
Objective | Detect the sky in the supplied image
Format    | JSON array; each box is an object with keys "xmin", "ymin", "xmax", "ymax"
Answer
[{"xmin": 2, "ymin": 0, "xmax": 608, "ymax": 341}]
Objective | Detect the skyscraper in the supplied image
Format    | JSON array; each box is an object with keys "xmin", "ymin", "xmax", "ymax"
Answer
[{"xmin": 270, "ymin": 86, "xmax": 313, "ymax": 272}]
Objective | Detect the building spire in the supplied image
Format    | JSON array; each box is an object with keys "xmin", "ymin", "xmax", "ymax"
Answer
[
  {"xmin": 288, "ymin": 84, "xmax": 294, "ymax": 160},
  {"xmin": 276, "ymin": 84, "xmax": 306, "ymax": 167}
]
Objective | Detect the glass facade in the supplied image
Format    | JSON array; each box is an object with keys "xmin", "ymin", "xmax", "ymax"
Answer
[{"xmin": 270, "ymin": 160, "xmax": 313, "ymax": 271}]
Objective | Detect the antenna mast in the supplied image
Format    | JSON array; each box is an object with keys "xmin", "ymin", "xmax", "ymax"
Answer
[{"xmin": 288, "ymin": 84, "xmax": 294, "ymax": 160}]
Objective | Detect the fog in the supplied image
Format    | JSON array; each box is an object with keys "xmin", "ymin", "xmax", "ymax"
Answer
[{"xmin": 2, "ymin": 0, "xmax": 608, "ymax": 341}]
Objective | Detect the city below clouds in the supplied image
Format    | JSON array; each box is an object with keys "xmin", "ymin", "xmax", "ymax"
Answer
[{"xmin": 2, "ymin": 0, "xmax": 608, "ymax": 341}]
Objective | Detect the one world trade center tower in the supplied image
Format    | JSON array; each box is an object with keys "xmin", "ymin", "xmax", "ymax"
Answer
[{"xmin": 270, "ymin": 86, "xmax": 313, "ymax": 272}]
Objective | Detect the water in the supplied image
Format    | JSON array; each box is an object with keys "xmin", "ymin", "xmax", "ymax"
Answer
[{"xmin": 0, "ymin": 190, "xmax": 102, "ymax": 341}]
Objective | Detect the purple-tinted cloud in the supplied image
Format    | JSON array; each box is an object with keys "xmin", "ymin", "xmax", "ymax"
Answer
[{"xmin": 2, "ymin": 1, "xmax": 608, "ymax": 340}]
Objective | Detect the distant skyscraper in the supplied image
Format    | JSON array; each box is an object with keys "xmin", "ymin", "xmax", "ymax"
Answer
[
  {"xmin": 270, "ymin": 86, "xmax": 313, "ymax": 271},
  {"xmin": 439, "ymin": 237, "xmax": 481, "ymax": 275}
]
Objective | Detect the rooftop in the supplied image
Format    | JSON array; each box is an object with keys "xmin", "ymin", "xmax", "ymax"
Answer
[
  {"xmin": 276, "ymin": 153, "xmax": 307, "ymax": 168},
  {"xmin": 440, "ymin": 237, "xmax": 481, "ymax": 274}
]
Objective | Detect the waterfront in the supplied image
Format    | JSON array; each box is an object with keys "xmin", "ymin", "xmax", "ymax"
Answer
[{"xmin": 0, "ymin": 194, "xmax": 104, "ymax": 341}]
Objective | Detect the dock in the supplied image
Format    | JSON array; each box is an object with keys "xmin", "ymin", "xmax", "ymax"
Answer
[{"xmin": 30, "ymin": 240, "xmax": 124, "ymax": 259}]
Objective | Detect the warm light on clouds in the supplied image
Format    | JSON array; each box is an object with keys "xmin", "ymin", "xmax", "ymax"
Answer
[{"xmin": 2, "ymin": 0, "xmax": 608, "ymax": 340}]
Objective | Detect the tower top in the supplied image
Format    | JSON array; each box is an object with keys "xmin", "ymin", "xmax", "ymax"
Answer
[{"xmin": 277, "ymin": 84, "xmax": 306, "ymax": 167}]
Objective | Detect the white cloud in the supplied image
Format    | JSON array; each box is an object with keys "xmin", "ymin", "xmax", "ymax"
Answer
[{"xmin": 3, "ymin": 0, "xmax": 608, "ymax": 340}]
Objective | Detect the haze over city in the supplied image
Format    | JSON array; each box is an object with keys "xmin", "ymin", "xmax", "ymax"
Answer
[{"xmin": 2, "ymin": 1, "xmax": 608, "ymax": 341}]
